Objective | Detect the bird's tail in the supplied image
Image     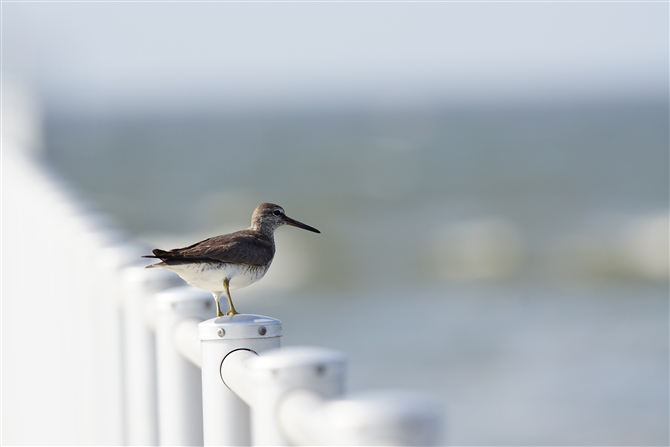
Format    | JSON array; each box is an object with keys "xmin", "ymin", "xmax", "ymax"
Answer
[{"xmin": 142, "ymin": 249, "xmax": 170, "ymax": 268}]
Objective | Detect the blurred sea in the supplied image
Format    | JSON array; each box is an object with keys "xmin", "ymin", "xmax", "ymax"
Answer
[{"xmin": 43, "ymin": 101, "xmax": 668, "ymax": 445}]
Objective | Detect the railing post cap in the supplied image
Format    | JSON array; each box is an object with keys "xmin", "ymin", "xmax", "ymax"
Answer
[
  {"xmin": 334, "ymin": 390, "xmax": 442, "ymax": 417},
  {"xmin": 248, "ymin": 346, "xmax": 346, "ymax": 371},
  {"xmin": 122, "ymin": 264, "xmax": 183, "ymax": 288},
  {"xmin": 198, "ymin": 314, "xmax": 282, "ymax": 340},
  {"xmin": 319, "ymin": 390, "xmax": 443, "ymax": 445},
  {"xmin": 154, "ymin": 286, "xmax": 213, "ymax": 313},
  {"xmin": 98, "ymin": 242, "xmax": 148, "ymax": 271},
  {"xmin": 283, "ymin": 390, "xmax": 443, "ymax": 446}
]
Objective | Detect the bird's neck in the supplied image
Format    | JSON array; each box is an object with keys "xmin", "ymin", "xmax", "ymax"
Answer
[{"xmin": 250, "ymin": 223, "xmax": 277, "ymax": 240}]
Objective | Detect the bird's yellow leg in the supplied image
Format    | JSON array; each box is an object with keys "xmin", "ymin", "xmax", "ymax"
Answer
[
  {"xmin": 223, "ymin": 278, "xmax": 239, "ymax": 316},
  {"xmin": 213, "ymin": 293, "xmax": 224, "ymax": 317}
]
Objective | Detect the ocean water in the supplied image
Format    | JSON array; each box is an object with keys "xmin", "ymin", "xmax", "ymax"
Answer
[{"xmin": 44, "ymin": 101, "xmax": 668, "ymax": 445}]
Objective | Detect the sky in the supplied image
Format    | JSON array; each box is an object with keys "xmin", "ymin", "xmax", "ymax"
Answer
[{"xmin": 3, "ymin": 1, "xmax": 668, "ymax": 115}]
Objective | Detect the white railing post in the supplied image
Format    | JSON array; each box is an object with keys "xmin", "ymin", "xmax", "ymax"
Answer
[
  {"xmin": 121, "ymin": 266, "xmax": 182, "ymax": 446},
  {"xmin": 154, "ymin": 287, "xmax": 212, "ymax": 446},
  {"xmin": 198, "ymin": 314, "xmax": 282, "ymax": 446},
  {"xmin": 69, "ymin": 211, "xmax": 130, "ymax": 445},
  {"xmin": 222, "ymin": 346, "xmax": 346, "ymax": 446}
]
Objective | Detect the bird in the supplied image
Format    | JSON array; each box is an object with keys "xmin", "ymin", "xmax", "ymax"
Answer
[{"xmin": 142, "ymin": 203, "xmax": 320, "ymax": 317}]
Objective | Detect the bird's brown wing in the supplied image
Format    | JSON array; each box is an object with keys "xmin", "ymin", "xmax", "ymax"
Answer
[{"xmin": 147, "ymin": 230, "xmax": 275, "ymax": 266}]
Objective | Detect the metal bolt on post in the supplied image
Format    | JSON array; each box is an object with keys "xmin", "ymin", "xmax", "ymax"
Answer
[{"xmin": 199, "ymin": 314, "xmax": 282, "ymax": 447}]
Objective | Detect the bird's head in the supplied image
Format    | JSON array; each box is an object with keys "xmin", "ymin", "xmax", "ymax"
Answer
[{"xmin": 251, "ymin": 203, "xmax": 321, "ymax": 235}]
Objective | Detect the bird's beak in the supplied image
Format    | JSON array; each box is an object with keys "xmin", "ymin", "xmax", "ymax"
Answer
[{"xmin": 284, "ymin": 216, "xmax": 320, "ymax": 233}]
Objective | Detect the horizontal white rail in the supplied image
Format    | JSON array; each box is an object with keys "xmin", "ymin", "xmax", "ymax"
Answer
[
  {"xmin": 217, "ymin": 344, "xmax": 441, "ymax": 446},
  {"xmin": 5, "ymin": 145, "xmax": 443, "ymax": 446}
]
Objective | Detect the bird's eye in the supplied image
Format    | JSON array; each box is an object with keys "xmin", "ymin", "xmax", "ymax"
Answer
[{"xmin": 273, "ymin": 210, "xmax": 282, "ymax": 216}]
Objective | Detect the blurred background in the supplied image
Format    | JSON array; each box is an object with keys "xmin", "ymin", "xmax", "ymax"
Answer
[{"xmin": 3, "ymin": 1, "xmax": 668, "ymax": 445}]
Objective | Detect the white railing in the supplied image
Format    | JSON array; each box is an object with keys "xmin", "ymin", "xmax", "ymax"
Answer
[{"xmin": 3, "ymin": 143, "xmax": 442, "ymax": 446}]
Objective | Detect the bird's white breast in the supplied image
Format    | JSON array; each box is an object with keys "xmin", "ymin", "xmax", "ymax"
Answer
[{"xmin": 162, "ymin": 262, "xmax": 269, "ymax": 294}]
